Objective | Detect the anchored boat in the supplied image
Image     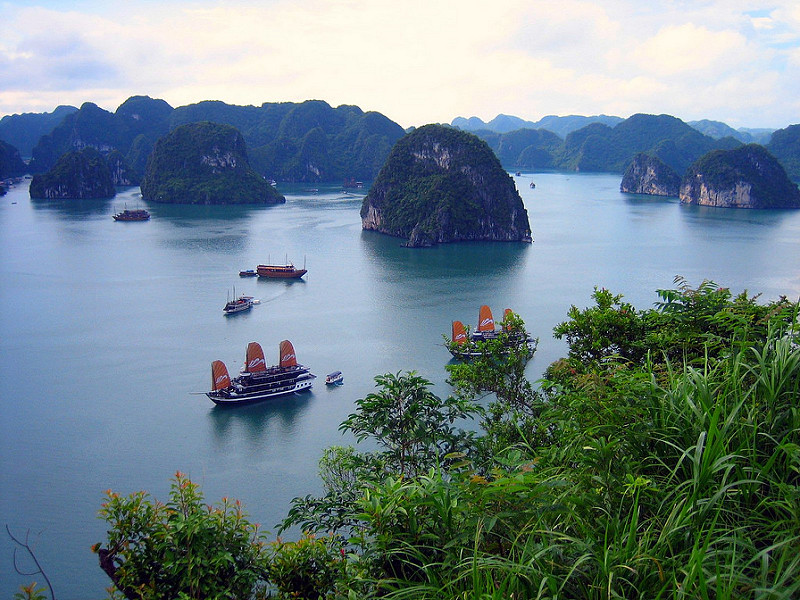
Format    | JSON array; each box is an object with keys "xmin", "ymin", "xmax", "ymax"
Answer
[
  {"xmin": 325, "ymin": 371, "xmax": 343, "ymax": 385},
  {"xmin": 257, "ymin": 256, "xmax": 307, "ymax": 279},
  {"xmin": 113, "ymin": 208, "xmax": 150, "ymax": 221},
  {"xmin": 207, "ymin": 340, "xmax": 316, "ymax": 406},
  {"xmin": 448, "ymin": 306, "xmax": 536, "ymax": 360}
]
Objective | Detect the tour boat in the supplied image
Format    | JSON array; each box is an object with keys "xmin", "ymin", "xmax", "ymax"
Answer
[
  {"xmin": 222, "ymin": 287, "xmax": 254, "ymax": 314},
  {"xmin": 207, "ymin": 340, "xmax": 316, "ymax": 406},
  {"xmin": 448, "ymin": 306, "xmax": 536, "ymax": 360},
  {"xmin": 257, "ymin": 257, "xmax": 307, "ymax": 279},
  {"xmin": 113, "ymin": 208, "xmax": 150, "ymax": 221},
  {"xmin": 238, "ymin": 269, "xmax": 258, "ymax": 277},
  {"xmin": 325, "ymin": 371, "xmax": 343, "ymax": 385}
]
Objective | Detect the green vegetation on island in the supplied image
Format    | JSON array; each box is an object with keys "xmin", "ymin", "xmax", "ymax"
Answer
[
  {"xmin": 88, "ymin": 277, "xmax": 800, "ymax": 599},
  {"xmin": 140, "ymin": 122, "xmax": 284, "ymax": 204},
  {"xmin": 361, "ymin": 124, "xmax": 531, "ymax": 247},
  {"xmin": 29, "ymin": 147, "xmax": 115, "ymax": 199},
  {"xmin": 767, "ymin": 124, "xmax": 800, "ymax": 182},
  {"xmin": 680, "ymin": 143, "xmax": 800, "ymax": 208},
  {"xmin": 468, "ymin": 113, "xmax": 743, "ymax": 176},
  {"xmin": 22, "ymin": 97, "xmax": 405, "ymax": 186}
]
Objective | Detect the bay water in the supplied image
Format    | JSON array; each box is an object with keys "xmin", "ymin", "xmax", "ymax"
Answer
[{"xmin": 2, "ymin": 172, "xmax": 800, "ymax": 598}]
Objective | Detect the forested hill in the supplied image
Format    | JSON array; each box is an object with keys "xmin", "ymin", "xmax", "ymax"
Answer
[
  {"xmin": 169, "ymin": 99, "xmax": 405, "ymax": 182},
  {"xmin": 21, "ymin": 96, "xmax": 405, "ymax": 184},
  {"xmin": 361, "ymin": 124, "xmax": 531, "ymax": 247},
  {"xmin": 0, "ymin": 105, "xmax": 78, "ymax": 157},
  {"xmin": 470, "ymin": 113, "xmax": 742, "ymax": 176}
]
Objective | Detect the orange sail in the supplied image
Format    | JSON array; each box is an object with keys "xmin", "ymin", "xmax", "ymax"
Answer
[
  {"xmin": 503, "ymin": 308, "xmax": 513, "ymax": 330},
  {"xmin": 279, "ymin": 340, "xmax": 297, "ymax": 368},
  {"xmin": 452, "ymin": 321, "xmax": 467, "ymax": 345},
  {"xmin": 211, "ymin": 360, "xmax": 231, "ymax": 391},
  {"xmin": 477, "ymin": 305, "xmax": 495, "ymax": 332},
  {"xmin": 245, "ymin": 341, "xmax": 267, "ymax": 373}
]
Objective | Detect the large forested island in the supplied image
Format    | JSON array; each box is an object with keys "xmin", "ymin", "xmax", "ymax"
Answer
[
  {"xmin": 360, "ymin": 124, "xmax": 532, "ymax": 247},
  {"xmin": 29, "ymin": 147, "xmax": 115, "ymax": 199},
  {"xmin": 680, "ymin": 144, "xmax": 800, "ymax": 208},
  {"xmin": 17, "ymin": 96, "xmax": 404, "ymax": 185},
  {"xmin": 140, "ymin": 122, "xmax": 284, "ymax": 204}
]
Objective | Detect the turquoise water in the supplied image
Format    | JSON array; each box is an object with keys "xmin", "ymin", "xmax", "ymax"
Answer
[{"xmin": 2, "ymin": 173, "xmax": 800, "ymax": 598}]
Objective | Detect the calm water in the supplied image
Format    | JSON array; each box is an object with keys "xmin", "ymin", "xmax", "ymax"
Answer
[{"xmin": 2, "ymin": 173, "xmax": 800, "ymax": 598}]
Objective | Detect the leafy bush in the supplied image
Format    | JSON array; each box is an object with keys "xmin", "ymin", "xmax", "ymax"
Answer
[{"xmin": 94, "ymin": 472, "xmax": 270, "ymax": 600}]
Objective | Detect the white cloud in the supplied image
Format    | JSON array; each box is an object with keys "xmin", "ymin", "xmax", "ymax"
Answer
[{"xmin": 0, "ymin": 0, "xmax": 798, "ymax": 128}]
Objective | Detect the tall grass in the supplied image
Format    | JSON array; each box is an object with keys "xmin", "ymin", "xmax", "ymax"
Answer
[{"xmin": 352, "ymin": 330, "xmax": 800, "ymax": 599}]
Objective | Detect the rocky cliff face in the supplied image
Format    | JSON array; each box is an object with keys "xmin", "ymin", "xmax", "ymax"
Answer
[
  {"xmin": 29, "ymin": 147, "xmax": 115, "ymax": 199},
  {"xmin": 361, "ymin": 124, "xmax": 531, "ymax": 247},
  {"xmin": 679, "ymin": 144, "xmax": 800, "ymax": 209},
  {"xmin": 107, "ymin": 150, "xmax": 139, "ymax": 186},
  {"xmin": 620, "ymin": 153, "xmax": 681, "ymax": 196}
]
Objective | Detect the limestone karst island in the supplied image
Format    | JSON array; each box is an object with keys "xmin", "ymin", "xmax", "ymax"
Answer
[{"xmin": 360, "ymin": 124, "xmax": 532, "ymax": 247}]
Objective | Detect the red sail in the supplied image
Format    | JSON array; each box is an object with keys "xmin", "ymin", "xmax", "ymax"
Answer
[
  {"xmin": 211, "ymin": 360, "xmax": 231, "ymax": 391},
  {"xmin": 477, "ymin": 305, "xmax": 495, "ymax": 332},
  {"xmin": 279, "ymin": 340, "xmax": 297, "ymax": 368},
  {"xmin": 452, "ymin": 321, "xmax": 467, "ymax": 345},
  {"xmin": 245, "ymin": 341, "xmax": 267, "ymax": 373}
]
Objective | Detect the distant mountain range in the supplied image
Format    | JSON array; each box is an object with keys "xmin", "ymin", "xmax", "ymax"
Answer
[
  {"xmin": 451, "ymin": 113, "xmax": 775, "ymax": 144},
  {"xmin": 451, "ymin": 114, "xmax": 624, "ymax": 138},
  {"xmin": 456, "ymin": 113, "xmax": 799, "ymax": 182},
  {"xmin": 0, "ymin": 96, "xmax": 405, "ymax": 184},
  {"xmin": 1, "ymin": 100, "xmax": 798, "ymax": 184}
]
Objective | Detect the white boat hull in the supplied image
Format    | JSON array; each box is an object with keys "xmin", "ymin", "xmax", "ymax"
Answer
[{"xmin": 207, "ymin": 375, "xmax": 315, "ymax": 406}]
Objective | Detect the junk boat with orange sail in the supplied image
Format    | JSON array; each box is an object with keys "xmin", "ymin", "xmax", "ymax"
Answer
[
  {"xmin": 207, "ymin": 340, "xmax": 316, "ymax": 406},
  {"xmin": 448, "ymin": 305, "xmax": 536, "ymax": 359}
]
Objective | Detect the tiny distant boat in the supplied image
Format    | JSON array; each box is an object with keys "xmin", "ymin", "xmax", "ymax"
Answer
[
  {"xmin": 448, "ymin": 306, "xmax": 536, "ymax": 360},
  {"xmin": 515, "ymin": 171, "xmax": 521, "ymax": 176},
  {"xmin": 223, "ymin": 287, "xmax": 253, "ymax": 314},
  {"xmin": 239, "ymin": 269, "xmax": 258, "ymax": 277},
  {"xmin": 530, "ymin": 182, "xmax": 535, "ymax": 189},
  {"xmin": 113, "ymin": 208, "xmax": 150, "ymax": 221},
  {"xmin": 257, "ymin": 256, "xmax": 307, "ymax": 279},
  {"xmin": 207, "ymin": 340, "xmax": 316, "ymax": 406},
  {"xmin": 325, "ymin": 371, "xmax": 343, "ymax": 385}
]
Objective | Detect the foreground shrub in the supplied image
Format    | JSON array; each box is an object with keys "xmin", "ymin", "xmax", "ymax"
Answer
[{"xmin": 94, "ymin": 472, "xmax": 269, "ymax": 600}]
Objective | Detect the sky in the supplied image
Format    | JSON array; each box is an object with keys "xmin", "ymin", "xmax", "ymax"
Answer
[{"xmin": 0, "ymin": 0, "xmax": 798, "ymax": 130}]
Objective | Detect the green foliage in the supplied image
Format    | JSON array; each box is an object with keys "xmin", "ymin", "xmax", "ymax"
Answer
[
  {"xmin": 281, "ymin": 373, "xmax": 478, "ymax": 536},
  {"xmin": 341, "ymin": 371, "xmax": 479, "ymax": 479},
  {"xmin": 268, "ymin": 533, "xmax": 346, "ymax": 600},
  {"xmin": 13, "ymin": 583, "xmax": 47, "ymax": 600},
  {"xmin": 95, "ymin": 472, "xmax": 270, "ymax": 600}
]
